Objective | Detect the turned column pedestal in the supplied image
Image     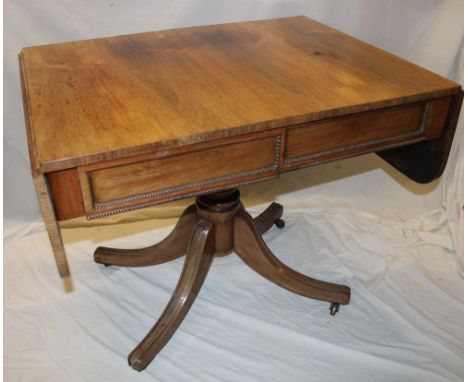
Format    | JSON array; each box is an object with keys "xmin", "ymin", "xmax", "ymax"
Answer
[{"xmin": 94, "ymin": 189, "xmax": 351, "ymax": 371}]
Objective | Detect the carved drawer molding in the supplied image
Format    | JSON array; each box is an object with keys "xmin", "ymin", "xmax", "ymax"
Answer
[
  {"xmin": 78, "ymin": 134, "xmax": 282, "ymax": 219},
  {"xmin": 283, "ymin": 98, "xmax": 451, "ymax": 170}
]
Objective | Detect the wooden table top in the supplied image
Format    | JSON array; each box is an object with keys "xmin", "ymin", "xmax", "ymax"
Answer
[{"xmin": 20, "ymin": 16, "xmax": 460, "ymax": 173}]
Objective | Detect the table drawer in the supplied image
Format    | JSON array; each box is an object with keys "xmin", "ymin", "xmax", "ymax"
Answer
[
  {"xmin": 284, "ymin": 99, "xmax": 448, "ymax": 169},
  {"xmin": 79, "ymin": 134, "xmax": 281, "ymax": 218}
]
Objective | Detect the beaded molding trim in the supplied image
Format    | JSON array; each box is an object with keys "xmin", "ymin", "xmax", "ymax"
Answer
[
  {"xmin": 282, "ymin": 135, "xmax": 427, "ymax": 174},
  {"xmin": 87, "ymin": 136, "xmax": 281, "ymax": 219},
  {"xmin": 86, "ymin": 175, "xmax": 279, "ymax": 220},
  {"xmin": 284, "ymin": 102, "xmax": 430, "ymax": 165}
]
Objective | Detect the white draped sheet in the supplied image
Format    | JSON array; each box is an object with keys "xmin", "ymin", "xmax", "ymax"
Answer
[{"xmin": 4, "ymin": 0, "xmax": 463, "ymax": 380}]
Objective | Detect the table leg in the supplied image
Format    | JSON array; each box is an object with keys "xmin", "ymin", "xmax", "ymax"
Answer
[
  {"xmin": 128, "ymin": 219, "xmax": 214, "ymax": 371},
  {"xmin": 253, "ymin": 202, "xmax": 285, "ymax": 234},
  {"xmin": 234, "ymin": 209, "xmax": 350, "ymax": 305},
  {"xmin": 94, "ymin": 204, "xmax": 197, "ymax": 267},
  {"xmin": 33, "ymin": 173, "xmax": 70, "ymax": 277}
]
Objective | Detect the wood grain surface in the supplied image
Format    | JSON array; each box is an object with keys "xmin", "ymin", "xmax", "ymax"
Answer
[
  {"xmin": 285, "ymin": 101, "xmax": 427, "ymax": 161},
  {"xmin": 85, "ymin": 135, "xmax": 278, "ymax": 204},
  {"xmin": 46, "ymin": 93, "xmax": 456, "ymax": 221},
  {"xmin": 19, "ymin": 16, "xmax": 461, "ymax": 173},
  {"xmin": 47, "ymin": 168, "xmax": 85, "ymax": 220}
]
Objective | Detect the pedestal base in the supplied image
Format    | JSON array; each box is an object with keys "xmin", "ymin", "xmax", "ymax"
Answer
[{"xmin": 94, "ymin": 189, "xmax": 351, "ymax": 371}]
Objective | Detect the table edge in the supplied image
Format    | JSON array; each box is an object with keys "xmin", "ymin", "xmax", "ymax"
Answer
[{"xmin": 28, "ymin": 87, "xmax": 460, "ymax": 174}]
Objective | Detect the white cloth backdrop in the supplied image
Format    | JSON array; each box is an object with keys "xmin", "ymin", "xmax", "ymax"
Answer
[{"xmin": 4, "ymin": 1, "xmax": 464, "ymax": 381}]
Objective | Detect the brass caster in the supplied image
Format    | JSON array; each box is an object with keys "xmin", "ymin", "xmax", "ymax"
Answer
[
  {"xmin": 329, "ymin": 302, "xmax": 340, "ymax": 316},
  {"xmin": 274, "ymin": 218, "xmax": 285, "ymax": 229}
]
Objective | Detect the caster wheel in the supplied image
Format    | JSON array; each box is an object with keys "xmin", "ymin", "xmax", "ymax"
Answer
[
  {"xmin": 104, "ymin": 264, "xmax": 111, "ymax": 268},
  {"xmin": 329, "ymin": 302, "xmax": 340, "ymax": 316},
  {"xmin": 274, "ymin": 218, "xmax": 285, "ymax": 229}
]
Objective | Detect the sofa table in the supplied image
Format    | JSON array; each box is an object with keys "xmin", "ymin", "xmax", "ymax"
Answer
[{"xmin": 19, "ymin": 16, "xmax": 462, "ymax": 371}]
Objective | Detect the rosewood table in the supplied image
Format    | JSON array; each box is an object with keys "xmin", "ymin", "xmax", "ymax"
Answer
[{"xmin": 19, "ymin": 16, "xmax": 462, "ymax": 371}]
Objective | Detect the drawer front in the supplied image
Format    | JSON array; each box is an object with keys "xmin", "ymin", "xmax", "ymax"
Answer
[
  {"xmin": 284, "ymin": 101, "xmax": 430, "ymax": 168},
  {"xmin": 79, "ymin": 135, "xmax": 280, "ymax": 218}
]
